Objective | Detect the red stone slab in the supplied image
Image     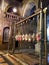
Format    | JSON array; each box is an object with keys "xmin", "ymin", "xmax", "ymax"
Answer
[{"xmin": 0, "ymin": 58, "xmax": 5, "ymax": 63}]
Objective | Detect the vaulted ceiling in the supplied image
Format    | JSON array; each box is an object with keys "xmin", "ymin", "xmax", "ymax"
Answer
[
  {"xmin": 5, "ymin": 0, "xmax": 49, "ymax": 8},
  {"xmin": 3, "ymin": 0, "xmax": 38, "ymax": 7},
  {"xmin": 5, "ymin": 0, "xmax": 23, "ymax": 6},
  {"xmin": 0, "ymin": 0, "xmax": 23, "ymax": 8},
  {"xmin": 0, "ymin": 0, "xmax": 49, "ymax": 7},
  {"xmin": 5, "ymin": 0, "xmax": 23, "ymax": 3}
]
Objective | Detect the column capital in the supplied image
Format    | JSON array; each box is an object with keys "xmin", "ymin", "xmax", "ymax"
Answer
[{"xmin": 43, "ymin": 7, "xmax": 47, "ymax": 13}]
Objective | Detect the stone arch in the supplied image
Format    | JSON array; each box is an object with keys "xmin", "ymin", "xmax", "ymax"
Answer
[
  {"xmin": 5, "ymin": 5, "xmax": 12, "ymax": 12},
  {"xmin": 5, "ymin": 5, "xmax": 20, "ymax": 15},
  {"xmin": 23, "ymin": 2, "xmax": 36, "ymax": 18}
]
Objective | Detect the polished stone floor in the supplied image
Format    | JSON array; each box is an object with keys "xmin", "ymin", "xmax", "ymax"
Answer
[
  {"xmin": 0, "ymin": 50, "xmax": 39, "ymax": 65},
  {"xmin": 0, "ymin": 50, "xmax": 48, "ymax": 65}
]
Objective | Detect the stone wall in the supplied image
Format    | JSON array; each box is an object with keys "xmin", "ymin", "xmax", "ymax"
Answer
[{"xmin": 0, "ymin": 11, "xmax": 10, "ymax": 49}]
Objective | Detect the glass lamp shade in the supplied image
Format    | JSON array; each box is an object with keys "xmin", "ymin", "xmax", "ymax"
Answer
[
  {"xmin": 36, "ymin": 33, "xmax": 41, "ymax": 41},
  {"xmin": 22, "ymin": 34, "xmax": 25, "ymax": 41},
  {"xmin": 28, "ymin": 34, "xmax": 31, "ymax": 42},
  {"xmin": 15, "ymin": 35, "xmax": 18, "ymax": 40},
  {"xmin": 15, "ymin": 35, "xmax": 22, "ymax": 41},
  {"xmin": 28, "ymin": 38, "xmax": 31, "ymax": 42},
  {"xmin": 18, "ymin": 35, "xmax": 22, "ymax": 41},
  {"xmin": 32, "ymin": 33, "xmax": 35, "ymax": 41},
  {"xmin": 25, "ymin": 34, "xmax": 28, "ymax": 41}
]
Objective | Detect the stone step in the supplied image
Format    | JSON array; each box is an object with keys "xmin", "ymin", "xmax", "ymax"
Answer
[
  {"xmin": 0, "ymin": 63, "xmax": 8, "ymax": 65},
  {"xmin": 14, "ymin": 54, "xmax": 39, "ymax": 65}
]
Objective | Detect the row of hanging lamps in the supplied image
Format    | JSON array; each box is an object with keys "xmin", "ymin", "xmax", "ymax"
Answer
[{"xmin": 15, "ymin": 34, "xmax": 35, "ymax": 42}]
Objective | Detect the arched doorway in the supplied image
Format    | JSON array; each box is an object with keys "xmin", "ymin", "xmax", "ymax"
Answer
[{"xmin": 3, "ymin": 27, "xmax": 10, "ymax": 43}]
